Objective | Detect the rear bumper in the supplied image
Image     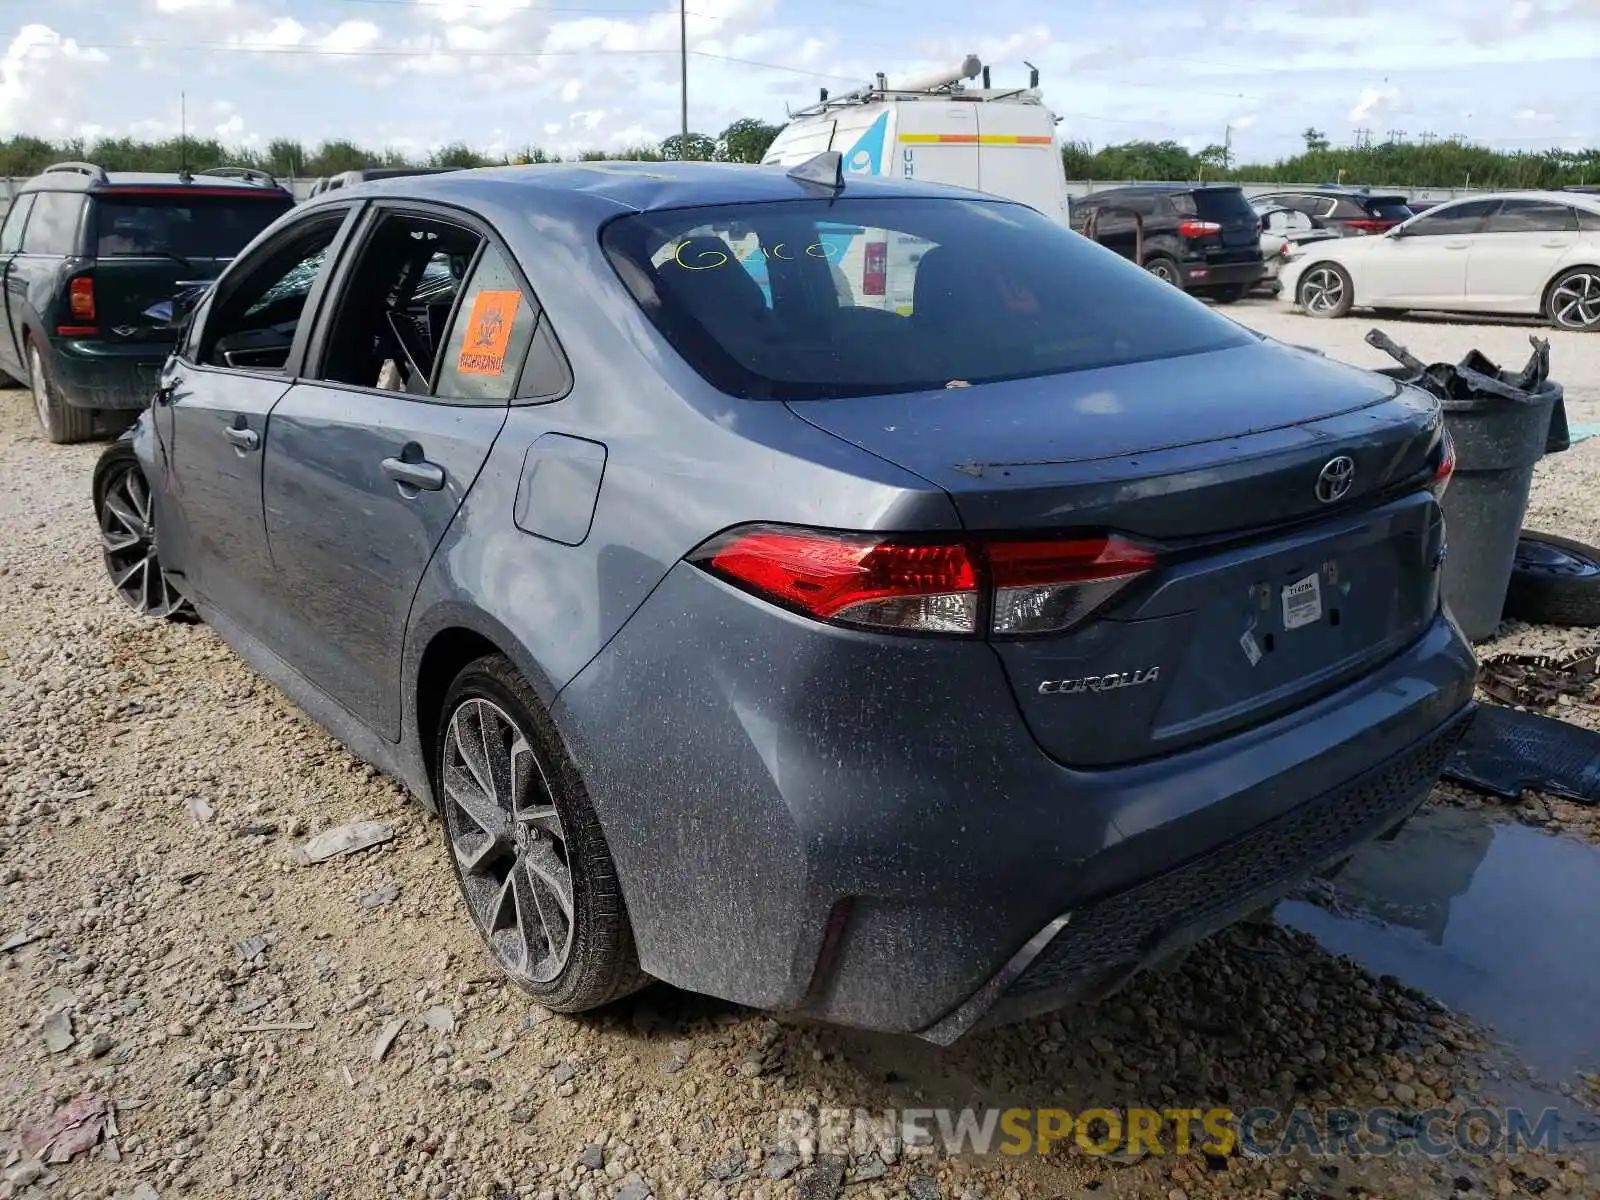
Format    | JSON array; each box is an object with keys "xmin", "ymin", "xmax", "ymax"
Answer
[
  {"xmin": 1182, "ymin": 258, "xmax": 1269, "ymax": 289},
  {"xmin": 49, "ymin": 339, "xmax": 169, "ymax": 410},
  {"xmin": 553, "ymin": 565, "xmax": 1478, "ymax": 1037}
]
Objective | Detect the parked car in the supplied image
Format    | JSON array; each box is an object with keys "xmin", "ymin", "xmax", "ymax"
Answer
[
  {"xmin": 93, "ymin": 159, "xmax": 1476, "ymax": 1038},
  {"xmin": 1281, "ymin": 190, "xmax": 1600, "ymax": 330},
  {"xmin": 1072, "ymin": 184, "xmax": 1266, "ymax": 302},
  {"xmin": 307, "ymin": 167, "xmax": 463, "ymax": 198},
  {"xmin": 1249, "ymin": 186, "xmax": 1414, "ymax": 237},
  {"xmin": 1253, "ymin": 205, "xmax": 1340, "ymax": 294},
  {"xmin": 0, "ymin": 161, "xmax": 294, "ymax": 443}
]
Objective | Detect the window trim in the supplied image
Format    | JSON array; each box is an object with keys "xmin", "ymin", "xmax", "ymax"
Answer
[
  {"xmin": 300, "ymin": 197, "xmax": 572, "ymax": 409},
  {"xmin": 178, "ymin": 200, "xmax": 363, "ymax": 383}
]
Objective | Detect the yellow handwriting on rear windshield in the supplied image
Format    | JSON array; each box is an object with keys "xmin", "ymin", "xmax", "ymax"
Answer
[{"xmin": 672, "ymin": 240, "xmax": 845, "ymax": 270}]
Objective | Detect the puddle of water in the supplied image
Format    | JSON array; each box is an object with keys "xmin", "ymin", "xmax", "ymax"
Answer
[{"xmin": 1278, "ymin": 806, "xmax": 1600, "ymax": 1116}]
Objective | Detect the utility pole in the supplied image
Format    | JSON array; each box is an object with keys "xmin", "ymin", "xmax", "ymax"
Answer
[
  {"xmin": 1386, "ymin": 129, "xmax": 1406, "ymax": 144},
  {"xmin": 679, "ymin": 0, "xmax": 688, "ymax": 151},
  {"xmin": 1223, "ymin": 124, "xmax": 1233, "ymax": 170},
  {"xmin": 1419, "ymin": 131, "xmax": 1437, "ymax": 146},
  {"xmin": 1353, "ymin": 128, "xmax": 1372, "ymax": 150}
]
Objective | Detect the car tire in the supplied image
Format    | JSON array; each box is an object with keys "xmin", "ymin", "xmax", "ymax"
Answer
[
  {"xmin": 27, "ymin": 339, "xmax": 96, "ymax": 445},
  {"xmin": 1503, "ymin": 530, "xmax": 1600, "ymax": 627},
  {"xmin": 1142, "ymin": 255, "xmax": 1182, "ymax": 286},
  {"xmin": 1544, "ymin": 267, "xmax": 1600, "ymax": 332},
  {"xmin": 1206, "ymin": 283, "xmax": 1250, "ymax": 304},
  {"xmin": 436, "ymin": 654, "xmax": 648, "ymax": 1013},
  {"xmin": 91, "ymin": 440, "xmax": 193, "ymax": 620},
  {"xmin": 1296, "ymin": 263, "xmax": 1354, "ymax": 318}
]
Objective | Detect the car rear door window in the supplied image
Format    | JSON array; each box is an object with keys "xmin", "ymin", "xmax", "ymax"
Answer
[
  {"xmin": 1405, "ymin": 200, "xmax": 1496, "ymax": 237},
  {"xmin": 433, "ymin": 242, "xmax": 542, "ymax": 404},
  {"xmin": 0, "ymin": 194, "xmax": 34, "ymax": 253},
  {"xmin": 1578, "ymin": 208, "xmax": 1600, "ymax": 232},
  {"xmin": 91, "ymin": 194, "xmax": 291, "ymax": 260},
  {"xmin": 21, "ymin": 192, "xmax": 85, "ymax": 256},
  {"xmin": 1484, "ymin": 199, "xmax": 1578, "ymax": 234}
]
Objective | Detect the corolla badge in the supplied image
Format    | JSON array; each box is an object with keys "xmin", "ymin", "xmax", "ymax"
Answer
[
  {"xmin": 1038, "ymin": 668, "xmax": 1160, "ymax": 696},
  {"xmin": 1315, "ymin": 455, "xmax": 1356, "ymax": 503}
]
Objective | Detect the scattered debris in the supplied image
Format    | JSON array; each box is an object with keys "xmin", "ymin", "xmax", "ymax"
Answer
[
  {"xmin": 297, "ymin": 820, "xmax": 395, "ymax": 865},
  {"xmin": 372, "ymin": 1018, "xmax": 404, "ymax": 1062},
  {"xmin": 234, "ymin": 933, "xmax": 270, "ymax": 961},
  {"xmin": 1478, "ymin": 648, "xmax": 1600, "ymax": 709},
  {"xmin": 797, "ymin": 1157, "xmax": 847, "ymax": 1200},
  {"xmin": 232, "ymin": 822, "xmax": 279, "ymax": 838},
  {"xmin": 40, "ymin": 1008, "xmax": 74, "ymax": 1054},
  {"xmin": 360, "ymin": 883, "xmax": 400, "ymax": 908},
  {"xmin": 764, "ymin": 1152, "xmax": 801, "ymax": 1180},
  {"xmin": 580, "ymin": 1145, "xmax": 606, "ymax": 1170},
  {"xmin": 231, "ymin": 1021, "xmax": 316, "ymax": 1033},
  {"xmin": 421, "ymin": 1005, "xmax": 456, "ymax": 1034},
  {"xmin": 18, "ymin": 1093, "xmax": 115, "ymax": 1164},
  {"xmin": 1444, "ymin": 704, "xmax": 1600, "ymax": 804},
  {"xmin": 0, "ymin": 927, "xmax": 45, "ymax": 953},
  {"xmin": 183, "ymin": 795, "xmax": 215, "ymax": 824}
]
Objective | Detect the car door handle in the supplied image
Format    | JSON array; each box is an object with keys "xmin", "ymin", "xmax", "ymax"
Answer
[
  {"xmin": 1541, "ymin": 239, "xmax": 1570, "ymax": 248},
  {"xmin": 224, "ymin": 425, "xmax": 259, "ymax": 451},
  {"xmin": 1444, "ymin": 240, "xmax": 1471, "ymax": 249},
  {"xmin": 381, "ymin": 455, "xmax": 446, "ymax": 492}
]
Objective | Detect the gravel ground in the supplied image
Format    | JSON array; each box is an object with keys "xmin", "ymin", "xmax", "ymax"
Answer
[{"xmin": 3, "ymin": 318, "xmax": 1600, "ymax": 1200}]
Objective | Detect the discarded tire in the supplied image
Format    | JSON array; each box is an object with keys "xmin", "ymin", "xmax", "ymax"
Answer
[{"xmin": 1503, "ymin": 530, "xmax": 1600, "ymax": 627}]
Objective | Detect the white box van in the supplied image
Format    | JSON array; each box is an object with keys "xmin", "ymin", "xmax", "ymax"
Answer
[{"xmin": 761, "ymin": 57, "xmax": 1071, "ymax": 227}]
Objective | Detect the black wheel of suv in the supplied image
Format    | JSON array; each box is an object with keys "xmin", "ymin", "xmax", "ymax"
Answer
[
  {"xmin": 436, "ymin": 655, "xmax": 647, "ymax": 1012},
  {"xmin": 1503, "ymin": 530, "xmax": 1600, "ymax": 627},
  {"xmin": 28, "ymin": 338, "xmax": 95, "ymax": 445},
  {"xmin": 1544, "ymin": 268, "xmax": 1600, "ymax": 331},
  {"xmin": 1143, "ymin": 255, "xmax": 1181, "ymax": 286},
  {"xmin": 92, "ymin": 442, "xmax": 192, "ymax": 620},
  {"xmin": 1297, "ymin": 262, "xmax": 1354, "ymax": 318}
]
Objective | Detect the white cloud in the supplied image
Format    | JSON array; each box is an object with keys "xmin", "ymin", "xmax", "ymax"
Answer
[
  {"xmin": 321, "ymin": 21, "xmax": 382, "ymax": 54},
  {"xmin": 155, "ymin": 0, "xmax": 235, "ymax": 10},
  {"xmin": 0, "ymin": 24, "xmax": 108, "ymax": 134},
  {"xmin": 1348, "ymin": 85, "xmax": 1400, "ymax": 122}
]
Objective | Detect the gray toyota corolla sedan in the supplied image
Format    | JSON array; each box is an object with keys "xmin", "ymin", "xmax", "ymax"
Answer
[{"xmin": 92, "ymin": 158, "xmax": 1477, "ymax": 1040}]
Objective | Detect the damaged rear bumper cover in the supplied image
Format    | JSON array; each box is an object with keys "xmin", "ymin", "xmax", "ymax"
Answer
[{"xmin": 916, "ymin": 701, "xmax": 1474, "ymax": 1044}]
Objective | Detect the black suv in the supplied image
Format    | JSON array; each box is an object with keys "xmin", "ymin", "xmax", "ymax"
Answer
[
  {"xmin": 1249, "ymin": 186, "xmax": 1414, "ymax": 236},
  {"xmin": 0, "ymin": 162, "xmax": 294, "ymax": 443},
  {"xmin": 1072, "ymin": 184, "xmax": 1266, "ymax": 302}
]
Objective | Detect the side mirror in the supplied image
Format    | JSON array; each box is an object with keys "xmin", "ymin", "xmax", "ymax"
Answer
[{"xmin": 1385, "ymin": 224, "xmax": 1406, "ymax": 239}]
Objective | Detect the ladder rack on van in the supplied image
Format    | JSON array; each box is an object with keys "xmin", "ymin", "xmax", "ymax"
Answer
[{"xmin": 786, "ymin": 56, "xmax": 1045, "ymax": 119}]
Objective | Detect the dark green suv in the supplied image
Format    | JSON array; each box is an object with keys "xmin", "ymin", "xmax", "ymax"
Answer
[{"xmin": 0, "ymin": 162, "xmax": 295, "ymax": 443}]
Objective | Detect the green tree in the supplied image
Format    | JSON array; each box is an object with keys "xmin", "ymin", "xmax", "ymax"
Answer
[
  {"xmin": 659, "ymin": 132, "xmax": 716, "ymax": 161},
  {"xmin": 1302, "ymin": 127, "xmax": 1330, "ymax": 152},
  {"xmin": 716, "ymin": 117, "xmax": 781, "ymax": 164}
]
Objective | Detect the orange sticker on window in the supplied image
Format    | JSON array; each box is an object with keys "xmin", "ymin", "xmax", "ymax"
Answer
[{"xmin": 456, "ymin": 289, "xmax": 522, "ymax": 376}]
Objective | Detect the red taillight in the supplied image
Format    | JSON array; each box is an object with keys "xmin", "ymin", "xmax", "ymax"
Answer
[
  {"xmin": 691, "ymin": 525, "xmax": 1157, "ymax": 637},
  {"xmin": 70, "ymin": 276, "xmax": 95, "ymax": 321},
  {"xmin": 1346, "ymin": 219, "xmax": 1393, "ymax": 235},
  {"xmin": 1177, "ymin": 220, "xmax": 1222, "ymax": 239},
  {"xmin": 1430, "ymin": 429, "xmax": 1456, "ymax": 499}
]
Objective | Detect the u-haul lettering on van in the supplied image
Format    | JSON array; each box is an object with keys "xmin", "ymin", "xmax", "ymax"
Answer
[{"xmin": 902, "ymin": 148, "xmax": 915, "ymax": 178}]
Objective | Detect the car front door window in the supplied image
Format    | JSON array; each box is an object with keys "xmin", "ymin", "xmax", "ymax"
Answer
[{"xmin": 1403, "ymin": 201, "xmax": 1496, "ymax": 237}]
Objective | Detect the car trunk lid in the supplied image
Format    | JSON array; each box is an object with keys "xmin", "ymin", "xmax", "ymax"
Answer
[{"xmin": 788, "ymin": 341, "xmax": 1447, "ymax": 765}]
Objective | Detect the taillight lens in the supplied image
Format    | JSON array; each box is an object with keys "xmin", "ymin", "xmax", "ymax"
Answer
[
  {"xmin": 1177, "ymin": 220, "xmax": 1222, "ymax": 239},
  {"xmin": 691, "ymin": 525, "xmax": 1157, "ymax": 638},
  {"xmin": 70, "ymin": 276, "xmax": 95, "ymax": 321},
  {"xmin": 1430, "ymin": 429, "xmax": 1456, "ymax": 499},
  {"xmin": 1346, "ymin": 219, "xmax": 1392, "ymax": 235}
]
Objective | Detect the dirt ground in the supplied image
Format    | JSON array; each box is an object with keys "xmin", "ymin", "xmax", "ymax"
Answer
[{"xmin": 3, "ymin": 304, "xmax": 1600, "ymax": 1200}]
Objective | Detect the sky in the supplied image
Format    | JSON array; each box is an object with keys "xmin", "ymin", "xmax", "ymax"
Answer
[{"xmin": 0, "ymin": 0, "xmax": 1597, "ymax": 164}]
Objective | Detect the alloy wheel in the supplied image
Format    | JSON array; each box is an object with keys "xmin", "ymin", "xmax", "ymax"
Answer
[
  {"xmin": 1146, "ymin": 260, "xmax": 1178, "ymax": 285},
  {"xmin": 1514, "ymin": 538, "xmax": 1600, "ymax": 579},
  {"xmin": 99, "ymin": 463, "xmax": 187, "ymax": 618},
  {"xmin": 442, "ymin": 697, "xmax": 575, "ymax": 985},
  {"xmin": 1550, "ymin": 272, "xmax": 1600, "ymax": 330},
  {"xmin": 1300, "ymin": 267, "xmax": 1346, "ymax": 314},
  {"xmin": 28, "ymin": 346, "xmax": 53, "ymax": 439}
]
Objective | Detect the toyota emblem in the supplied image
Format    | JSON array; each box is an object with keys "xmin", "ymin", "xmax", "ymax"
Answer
[{"xmin": 1315, "ymin": 455, "xmax": 1356, "ymax": 504}]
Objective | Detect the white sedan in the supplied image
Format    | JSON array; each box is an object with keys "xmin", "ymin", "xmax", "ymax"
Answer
[{"xmin": 1279, "ymin": 190, "xmax": 1600, "ymax": 331}]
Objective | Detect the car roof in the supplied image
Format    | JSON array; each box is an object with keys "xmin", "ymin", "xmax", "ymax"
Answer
[
  {"xmin": 295, "ymin": 159, "xmax": 1009, "ymax": 219},
  {"xmin": 1087, "ymin": 183, "xmax": 1244, "ymax": 194},
  {"xmin": 1420, "ymin": 189, "xmax": 1600, "ymax": 209}
]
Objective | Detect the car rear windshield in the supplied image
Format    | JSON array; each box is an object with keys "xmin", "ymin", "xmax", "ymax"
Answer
[
  {"xmin": 600, "ymin": 197, "xmax": 1255, "ymax": 401},
  {"xmin": 1174, "ymin": 188, "xmax": 1257, "ymax": 224},
  {"xmin": 1363, "ymin": 196, "xmax": 1414, "ymax": 221},
  {"xmin": 91, "ymin": 192, "xmax": 292, "ymax": 260}
]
